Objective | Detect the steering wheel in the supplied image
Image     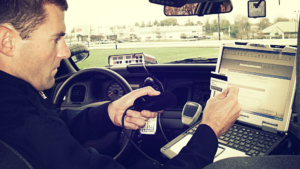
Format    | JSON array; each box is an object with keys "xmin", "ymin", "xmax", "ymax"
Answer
[{"xmin": 53, "ymin": 67, "xmax": 134, "ymax": 161}]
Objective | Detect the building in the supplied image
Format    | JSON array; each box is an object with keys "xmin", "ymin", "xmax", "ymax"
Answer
[
  {"xmin": 247, "ymin": 23, "xmax": 260, "ymax": 39},
  {"xmin": 70, "ymin": 24, "xmax": 203, "ymax": 42},
  {"xmin": 262, "ymin": 21, "xmax": 299, "ymax": 39}
]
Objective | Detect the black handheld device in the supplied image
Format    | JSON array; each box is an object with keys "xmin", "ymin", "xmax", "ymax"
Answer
[{"xmin": 133, "ymin": 92, "xmax": 177, "ymax": 112}]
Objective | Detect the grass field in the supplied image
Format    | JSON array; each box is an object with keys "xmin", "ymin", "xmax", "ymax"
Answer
[{"xmin": 76, "ymin": 47, "xmax": 220, "ymax": 69}]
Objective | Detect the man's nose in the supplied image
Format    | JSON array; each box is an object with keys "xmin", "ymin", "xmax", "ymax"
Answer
[{"xmin": 57, "ymin": 38, "xmax": 71, "ymax": 59}]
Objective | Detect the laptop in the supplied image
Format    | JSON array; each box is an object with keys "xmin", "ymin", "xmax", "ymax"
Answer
[{"xmin": 161, "ymin": 43, "xmax": 297, "ymax": 162}]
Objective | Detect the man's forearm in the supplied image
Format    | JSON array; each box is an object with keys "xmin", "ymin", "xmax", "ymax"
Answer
[
  {"xmin": 59, "ymin": 102, "xmax": 119, "ymax": 144},
  {"xmin": 162, "ymin": 124, "xmax": 218, "ymax": 169}
]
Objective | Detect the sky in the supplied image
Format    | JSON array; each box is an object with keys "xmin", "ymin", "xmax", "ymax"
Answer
[{"xmin": 65, "ymin": 0, "xmax": 300, "ymax": 33}]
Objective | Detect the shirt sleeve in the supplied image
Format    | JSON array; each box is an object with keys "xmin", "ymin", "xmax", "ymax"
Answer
[
  {"xmin": 58, "ymin": 102, "xmax": 120, "ymax": 144},
  {"xmin": 162, "ymin": 124, "xmax": 218, "ymax": 169},
  {"xmin": 0, "ymin": 96, "xmax": 126, "ymax": 169}
]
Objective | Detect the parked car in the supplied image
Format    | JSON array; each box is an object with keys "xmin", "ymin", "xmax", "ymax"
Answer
[{"xmin": 101, "ymin": 40, "xmax": 108, "ymax": 44}]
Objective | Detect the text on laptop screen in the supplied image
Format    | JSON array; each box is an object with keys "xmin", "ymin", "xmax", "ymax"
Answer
[{"xmin": 217, "ymin": 47, "xmax": 296, "ymax": 121}]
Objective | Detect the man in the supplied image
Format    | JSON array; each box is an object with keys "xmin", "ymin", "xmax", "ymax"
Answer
[{"xmin": 0, "ymin": 0, "xmax": 241, "ymax": 169}]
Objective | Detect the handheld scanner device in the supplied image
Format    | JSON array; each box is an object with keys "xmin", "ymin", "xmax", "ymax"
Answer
[
  {"xmin": 182, "ymin": 101, "xmax": 202, "ymax": 126},
  {"xmin": 134, "ymin": 92, "xmax": 177, "ymax": 112}
]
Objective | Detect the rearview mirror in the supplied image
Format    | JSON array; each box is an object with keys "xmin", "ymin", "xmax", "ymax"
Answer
[
  {"xmin": 67, "ymin": 42, "xmax": 90, "ymax": 64},
  {"xmin": 149, "ymin": 0, "xmax": 188, "ymax": 7},
  {"xmin": 164, "ymin": 0, "xmax": 232, "ymax": 16},
  {"xmin": 248, "ymin": 0, "xmax": 266, "ymax": 18}
]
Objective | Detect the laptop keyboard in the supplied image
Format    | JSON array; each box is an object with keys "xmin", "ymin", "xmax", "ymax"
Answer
[
  {"xmin": 185, "ymin": 123, "xmax": 282, "ymax": 156},
  {"xmin": 218, "ymin": 124, "xmax": 281, "ymax": 156}
]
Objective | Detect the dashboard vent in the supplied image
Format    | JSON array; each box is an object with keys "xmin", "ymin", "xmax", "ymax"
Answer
[
  {"xmin": 70, "ymin": 85, "xmax": 86, "ymax": 102},
  {"xmin": 171, "ymin": 87, "xmax": 188, "ymax": 109},
  {"xmin": 234, "ymin": 42, "xmax": 248, "ymax": 46},
  {"xmin": 270, "ymin": 44, "xmax": 285, "ymax": 49}
]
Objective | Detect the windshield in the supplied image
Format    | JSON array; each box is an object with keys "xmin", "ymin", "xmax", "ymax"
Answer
[{"xmin": 65, "ymin": 0, "xmax": 300, "ymax": 69}]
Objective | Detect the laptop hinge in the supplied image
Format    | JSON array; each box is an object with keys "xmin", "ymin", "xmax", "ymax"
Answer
[{"xmin": 262, "ymin": 121, "xmax": 278, "ymax": 134}]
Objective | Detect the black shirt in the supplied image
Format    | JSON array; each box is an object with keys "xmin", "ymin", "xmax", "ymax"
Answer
[{"xmin": 0, "ymin": 70, "xmax": 218, "ymax": 169}]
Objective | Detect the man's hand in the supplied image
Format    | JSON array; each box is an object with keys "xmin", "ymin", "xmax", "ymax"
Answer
[
  {"xmin": 201, "ymin": 87, "xmax": 242, "ymax": 138},
  {"xmin": 107, "ymin": 86, "xmax": 163, "ymax": 130}
]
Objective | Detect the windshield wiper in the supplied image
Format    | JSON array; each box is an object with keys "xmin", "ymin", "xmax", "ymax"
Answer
[{"xmin": 165, "ymin": 57, "xmax": 218, "ymax": 64}]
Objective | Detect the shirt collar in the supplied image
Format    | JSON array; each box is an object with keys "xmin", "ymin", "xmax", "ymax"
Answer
[{"xmin": 0, "ymin": 70, "xmax": 38, "ymax": 96}]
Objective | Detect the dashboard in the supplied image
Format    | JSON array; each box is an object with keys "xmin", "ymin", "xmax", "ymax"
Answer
[
  {"xmin": 51, "ymin": 56, "xmax": 300, "ymax": 161},
  {"xmin": 58, "ymin": 64, "xmax": 215, "ymax": 113}
]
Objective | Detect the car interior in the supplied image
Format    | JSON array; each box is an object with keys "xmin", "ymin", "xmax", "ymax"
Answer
[{"xmin": 0, "ymin": 0, "xmax": 300, "ymax": 168}]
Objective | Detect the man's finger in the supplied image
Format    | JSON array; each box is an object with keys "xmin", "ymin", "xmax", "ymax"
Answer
[
  {"xmin": 126, "ymin": 110, "xmax": 148, "ymax": 120},
  {"xmin": 140, "ymin": 110, "xmax": 158, "ymax": 118},
  {"xmin": 214, "ymin": 88, "xmax": 228, "ymax": 100},
  {"xmin": 129, "ymin": 86, "xmax": 161, "ymax": 99},
  {"xmin": 123, "ymin": 120, "xmax": 139, "ymax": 130},
  {"xmin": 126, "ymin": 116, "xmax": 147, "ymax": 128},
  {"xmin": 225, "ymin": 87, "xmax": 239, "ymax": 100}
]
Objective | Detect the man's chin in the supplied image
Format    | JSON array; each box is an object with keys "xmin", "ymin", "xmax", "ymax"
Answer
[
  {"xmin": 38, "ymin": 69, "xmax": 57, "ymax": 91},
  {"xmin": 40, "ymin": 78, "xmax": 55, "ymax": 91},
  {"xmin": 52, "ymin": 68, "xmax": 58, "ymax": 77},
  {"xmin": 46, "ymin": 79, "xmax": 55, "ymax": 90}
]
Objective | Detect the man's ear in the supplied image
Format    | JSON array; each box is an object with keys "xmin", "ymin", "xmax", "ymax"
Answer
[{"xmin": 0, "ymin": 26, "xmax": 15, "ymax": 57}]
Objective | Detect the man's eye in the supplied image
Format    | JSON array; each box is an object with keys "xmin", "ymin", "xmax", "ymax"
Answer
[{"xmin": 55, "ymin": 37, "xmax": 61, "ymax": 43}]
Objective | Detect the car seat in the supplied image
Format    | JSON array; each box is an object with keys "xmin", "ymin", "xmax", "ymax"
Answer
[{"xmin": 0, "ymin": 140, "xmax": 34, "ymax": 169}]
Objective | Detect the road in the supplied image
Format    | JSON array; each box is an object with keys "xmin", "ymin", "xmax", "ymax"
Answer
[{"xmin": 88, "ymin": 39, "xmax": 297, "ymax": 50}]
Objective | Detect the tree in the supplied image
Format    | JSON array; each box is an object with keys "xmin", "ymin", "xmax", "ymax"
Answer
[
  {"xmin": 146, "ymin": 21, "xmax": 152, "ymax": 27},
  {"xmin": 211, "ymin": 19, "xmax": 218, "ymax": 32},
  {"xmin": 233, "ymin": 14, "xmax": 250, "ymax": 39},
  {"xmin": 274, "ymin": 17, "xmax": 290, "ymax": 23},
  {"xmin": 115, "ymin": 25, "xmax": 124, "ymax": 29},
  {"xmin": 141, "ymin": 21, "xmax": 145, "ymax": 27},
  {"xmin": 110, "ymin": 27, "xmax": 117, "ymax": 35},
  {"xmin": 204, "ymin": 18, "xmax": 211, "ymax": 34},
  {"xmin": 156, "ymin": 34, "xmax": 162, "ymax": 40},
  {"xmin": 146, "ymin": 36, "xmax": 151, "ymax": 41},
  {"xmin": 96, "ymin": 35, "xmax": 104, "ymax": 40},
  {"xmin": 90, "ymin": 35, "xmax": 97, "ymax": 41},
  {"xmin": 160, "ymin": 18, "xmax": 178, "ymax": 26},
  {"xmin": 196, "ymin": 20, "xmax": 203, "ymax": 26},
  {"xmin": 230, "ymin": 23, "xmax": 239, "ymax": 38},
  {"xmin": 134, "ymin": 22, "xmax": 140, "ymax": 27},
  {"xmin": 220, "ymin": 16, "xmax": 230, "ymax": 34},
  {"xmin": 159, "ymin": 20, "xmax": 164, "ymax": 26},
  {"xmin": 259, "ymin": 18, "xmax": 271, "ymax": 30},
  {"xmin": 153, "ymin": 19, "xmax": 158, "ymax": 26},
  {"xmin": 71, "ymin": 28, "xmax": 75, "ymax": 33},
  {"xmin": 185, "ymin": 19, "xmax": 195, "ymax": 26}
]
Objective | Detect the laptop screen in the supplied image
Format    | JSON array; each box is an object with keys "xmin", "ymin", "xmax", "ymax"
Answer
[{"xmin": 214, "ymin": 46, "xmax": 296, "ymax": 123}]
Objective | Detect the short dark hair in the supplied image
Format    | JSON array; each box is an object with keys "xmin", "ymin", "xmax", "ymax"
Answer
[{"xmin": 0, "ymin": 0, "xmax": 68, "ymax": 39}]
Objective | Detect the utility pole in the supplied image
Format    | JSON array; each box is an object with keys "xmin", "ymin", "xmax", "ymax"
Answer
[
  {"xmin": 218, "ymin": 14, "xmax": 220, "ymax": 40},
  {"xmin": 295, "ymin": 11, "xmax": 300, "ymax": 38},
  {"xmin": 228, "ymin": 25, "xmax": 230, "ymax": 40}
]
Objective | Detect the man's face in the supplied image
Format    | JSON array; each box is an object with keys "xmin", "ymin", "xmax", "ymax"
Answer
[{"xmin": 13, "ymin": 4, "xmax": 70, "ymax": 91}]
